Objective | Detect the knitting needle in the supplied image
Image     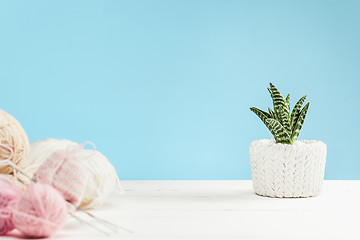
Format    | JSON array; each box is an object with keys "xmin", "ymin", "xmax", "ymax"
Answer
[
  {"xmin": 68, "ymin": 212, "xmax": 111, "ymax": 236},
  {"xmin": 76, "ymin": 207, "xmax": 133, "ymax": 234}
]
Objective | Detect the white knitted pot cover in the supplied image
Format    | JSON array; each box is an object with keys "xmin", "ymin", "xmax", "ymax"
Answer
[{"xmin": 249, "ymin": 139, "xmax": 327, "ymax": 198}]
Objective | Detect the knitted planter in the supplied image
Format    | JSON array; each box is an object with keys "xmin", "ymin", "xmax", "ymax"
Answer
[{"xmin": 249, "ymin": 139, "xmax": 327, "ymax": 198}]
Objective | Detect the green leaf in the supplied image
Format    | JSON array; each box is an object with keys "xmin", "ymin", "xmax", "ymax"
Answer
[
  {"xmin": 290, "ymin": 102, "xmax": 310, "ymax": 143},
  {"xmin": 268, "ymin": 88, "xmax": 278, "ymax": 120},
  {"xmin": 250, "ymin": 107, "xmax": 270, "ymax": 119},
  {"xmin": 250, "ymin": 107, "xmax": 270, "ymax": 124},
  {"xmin": 268, "ymin": 107, "xmax": 275, "ymax": 119},
  {"xmin": 269, "ymin": 83, "xmax": 289, "ymax": 115},
  {"xmin": 265, "ymin": 118, "xmax": 291, "ymax": 144},
  {"xmin": 290, "ymin": 95, "xmax": 307, "ymax": 129},
  {"xmin": 250, "ymin": 107, "xmax": 276, "ymax": 135},
  {"xmin": 279, "ymin": 109, "xmax": 291, "ymax": 134},
  {"xmin": 269, "ymin": 83, "xmax": 291, "ymax": 133},
  {"xmin": 285, "ymin": 94, "xmax": 290, "ymax": 115}
]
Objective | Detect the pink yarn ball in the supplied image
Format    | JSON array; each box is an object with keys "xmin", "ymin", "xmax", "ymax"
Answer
[
  {"xmin": 12, "ymin": 183, "xmax": 67, "ymax": 238},
  {"xmin": 0, "ymin": 176, "xmax": 21, "ymax": 235}
]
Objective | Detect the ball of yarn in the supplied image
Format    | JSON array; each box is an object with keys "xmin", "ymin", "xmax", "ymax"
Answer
[
  {"xmin": 0, "ymin": 109, "xmax": 30, "ymax": 175},
  {"xmin": 12, "ymin": 183, "xmax": 67, "ymax": 238},
  {"xmin": 34, "ymin": 149, "xmax": 89, "ymax": 207},
  {"xmin": 25, "ymin": 138, "xmax": 119, "ymax": 209},
  {"xmin": 0, "ymin": 175, "xmax": 22, "ymax": 235}
]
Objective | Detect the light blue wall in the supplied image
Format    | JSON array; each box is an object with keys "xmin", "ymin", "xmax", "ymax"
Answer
[{"xmin": 0, "ymin": 0, "xmax": 359, "ymax": 179}]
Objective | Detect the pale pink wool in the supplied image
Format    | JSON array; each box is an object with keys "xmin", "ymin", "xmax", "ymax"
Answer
[
  {"xmin": 34, "ymin": 149, "xmax": 88, "ymax": 207},
  {"xmin": 12, "ymin": 183, "xmax": 67, "ymax": 238},
  {"xmin": 0, "ymin": 175, "xmax": 21, "ymax": 235}
]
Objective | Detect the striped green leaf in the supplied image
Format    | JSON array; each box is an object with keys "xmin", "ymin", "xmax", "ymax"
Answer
[
  {"xmin": 265, "ymin": 118, "xmax": 291, "ymax": 144},
  {"xmin": 290, "ymin": 95, "xmax": 307, "ymax": 129},
  {"xmin": 269, "ymin": 83, "xmax": 290, "ymax": 115},
  {"xmin": 267, "ymin": 88, "xmax": 279, "ymax": 120},
  {"xmin": 251, "ymin": 107, "xmax": 270, "ymax": 119},
  {"xmin": 250, "ymin": 107, "xmax": 279, "ymax": 136},
  {"xmin": 268, "ymin": 107, "xmax": 275, "ymax": 119},
  {"xmin": 285, "ymin": 94, "xmax": 290, "ymax": 115},
  {"xmin": 250, "ymin": 107, "xmax": 272, "ymax": 131},
  {"xmin": 278, "ymin": 108, "xmax": 291, "ymax": 134},
  {"xmin": 269, "ymin": 83, "xmax": 291, "ymax": 133},
  {"xmin": 290, "ymin": 102, "xmax": 310, "ymax": 143}
]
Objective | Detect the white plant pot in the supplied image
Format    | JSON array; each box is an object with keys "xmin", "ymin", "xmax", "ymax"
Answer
[{"xmin": 249, "ymin": 139, "xmax": 327, "ymax": 198}]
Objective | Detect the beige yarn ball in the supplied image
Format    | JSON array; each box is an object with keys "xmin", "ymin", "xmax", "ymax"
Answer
[
  {"xmin": 0, "ymin": 109, "xmax": 30, "ymax": 174},
  {"xmin": 25, "ymin": 138, "xmax": 120, "ymax": 210}
]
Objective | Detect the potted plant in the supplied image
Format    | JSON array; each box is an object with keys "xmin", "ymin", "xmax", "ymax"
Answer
[{"xmin": 249, "ymin": 83, "xmax": 327, "ymax": 198}]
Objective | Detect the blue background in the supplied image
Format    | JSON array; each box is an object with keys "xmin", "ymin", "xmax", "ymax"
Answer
[{"xmin": 0, "ymin": 0, "xmax": 359, "ymax": 180}]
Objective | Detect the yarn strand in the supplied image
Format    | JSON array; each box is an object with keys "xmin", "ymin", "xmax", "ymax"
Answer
[{"xmin": 0, "ymin": 143, "xmax": 33, "ymax": 181}]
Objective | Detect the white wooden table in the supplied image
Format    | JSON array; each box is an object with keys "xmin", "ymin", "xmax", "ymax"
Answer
[{"xmin": 5, "ymin": 181, "xmax": 360, "ymax": 239}]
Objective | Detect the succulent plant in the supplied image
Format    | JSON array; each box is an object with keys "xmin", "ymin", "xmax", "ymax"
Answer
[{"xmin": 250, "ymin": 83, "xmax": 309, "ymax": 144}]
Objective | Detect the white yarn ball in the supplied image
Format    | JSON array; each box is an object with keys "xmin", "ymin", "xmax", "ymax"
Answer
[{"xmin": 24, "ymin": 138, "xmax": 120, "ymax": 209}]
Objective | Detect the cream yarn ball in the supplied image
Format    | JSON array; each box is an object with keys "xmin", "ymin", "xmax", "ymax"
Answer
[
  {"xmin": 25, "ymin": 138, "xmax": 120, "ymax": 210},
  {"xmin": 0, "ymin": 109, "xmax": 30, "ymax": 175}
]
